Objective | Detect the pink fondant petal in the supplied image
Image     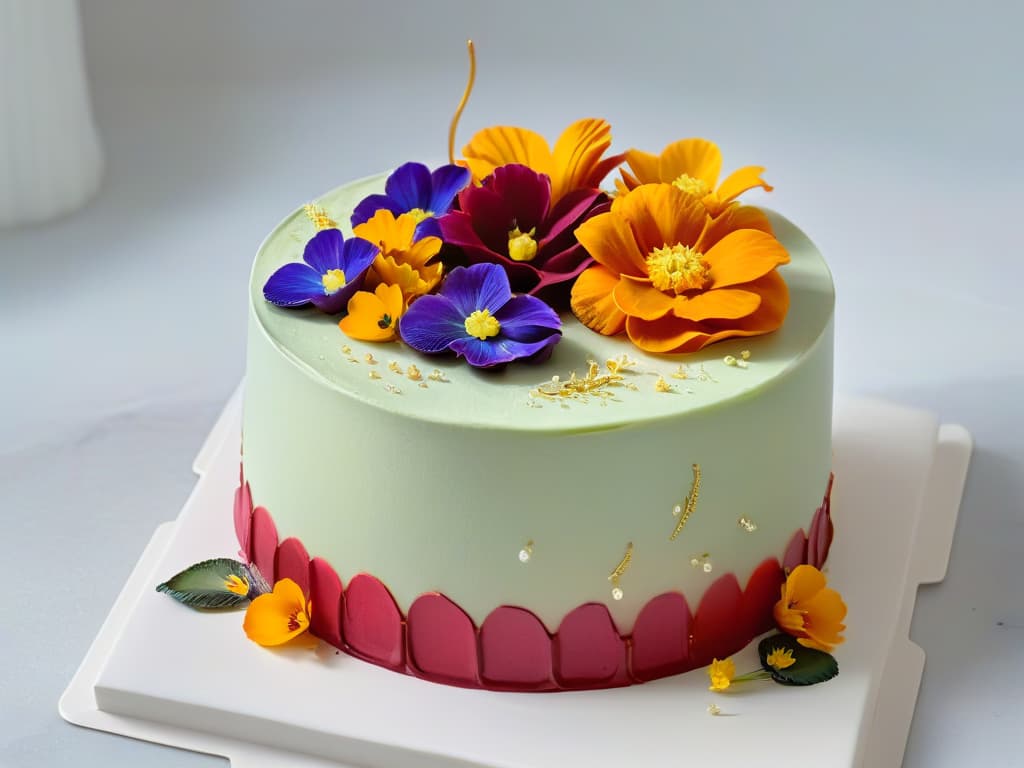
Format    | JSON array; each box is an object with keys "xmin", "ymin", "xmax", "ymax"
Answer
[
  {"xmin": 343, "ymin": 574, "xmax": 404, "ymax": 669},
  {"xmin": 479, "ymin": 606, "xmax": 553, "ymax": 690},
  {"xmin": 689, "ymin": 574, "xmax": 745, "ymax": 666},
  {"xmin": 630, "ymin": 592, "xmax": 693, "ymax": 681},
  {"xmin": 808, "ymin": 473, "xmax": 835, "ymax": 569},
  {"xmin": 553, "ymin": 603, "xmax": 628, "ymax": 687},
  {"xmin": 407, "ymin": 594, "xmax": 479, "ymax": 686},
  {"xmin": 250, "ymin": 506, "xmax": 278, "ymax": 584},
  {"xmin": 309, "ymin": 557, "xmax": 344, "ymax": 649},
  {"xmin": 275, "ymin": 537, "xmax": 310, "ymax": 596},
  {"xmin": 783, "ymin": 529, "xmax": 808, "ymax": 574},
  {"xmin": 740, "ymin": 558, "xmax": 785, "ymax": 640},
  {"xmin": 232, "ymin": 481, "xmax": 254, "ymax": 559}
]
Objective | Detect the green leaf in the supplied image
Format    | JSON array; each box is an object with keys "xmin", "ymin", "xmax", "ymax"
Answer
[
  {"xmin": 156, "ymin": 558, "xmax": 255, "ymax": 609},
  {"xmin": 757, "ymin": 633, "xmax": 839, "ymax": 686}
]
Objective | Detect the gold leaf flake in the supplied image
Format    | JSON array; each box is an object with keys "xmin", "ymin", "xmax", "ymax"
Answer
[{"xmin": 669, "ymin": 464, "xmax": 702, "ymax": 541}]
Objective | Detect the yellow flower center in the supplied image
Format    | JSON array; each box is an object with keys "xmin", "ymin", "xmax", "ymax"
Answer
[
  {"xmin": 321, "ymin": 268, "xmax": 347, "ymax": 294},
  {"xmin": 672, "ymin": 173, "xmax": 711, "ymax": 198},
  {"xmin": 464, "ymin": 308, "xmax": 501, "ymax": 340},
  {"xmin": 408, "ymin": 207, "xmax": 434, "ymax": 224},
  {"xmin": 507, "ymin": 226, "xmax": 538, "ymax": 262},
  {"xmin": 646, "ymin": 244, "xmax": 710, "ymax": 294},
  {"xmin": 766, "ymin": 647, "xmax": 796, "ymax": 670},
  {"xmin": 224, "ymin": 574, "xmax": 249, "ymax": 596}
]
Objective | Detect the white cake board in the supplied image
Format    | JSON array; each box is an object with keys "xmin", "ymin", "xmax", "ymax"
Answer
[{"xmin": 60, "ymin": 389, "xmax": 971, "ymax": 768}]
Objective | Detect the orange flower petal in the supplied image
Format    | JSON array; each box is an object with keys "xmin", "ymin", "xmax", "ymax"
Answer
[
  {"xmin": 612, "ymin": 275, "xmax": 675, "ymax": 320},
  {"xmin": 624, "ymin": 314, "xmax": 709, "ymax": 354},
  {"xmin": 243, "ymin": 578, "xmax": 310, "ymax": 647},
  {"xmin": 671, "ymin": 288, "xmax": 761, "ymax": 321},
  {"xmin": 784, "ymin": 564, "xmax": 827, "ymax": 604},
  {"xmin": 340, "ymin": 283, "xmax": 404, "ymax": 342},
  {"xmin": 353, "ymin": 209, "xmax": 417, "ymax": 253},
  {"xmin": 698, "ymin": 203, "xmax": 774, "ymax": 251},
  {"xmin": 621, "ymin": 148, "xmax": 661, "ymax": 187},
  {"xmin": 611, "ymin": 183, "xmax": 707, "ymax": 255},
  {"xmin": 461, "ymin": 125, "xmax": 553, "ymax": 185},
  {"xmin": 703, "ymin": 230, "xmax": 790, "ymax": 289},
  {"xmin": 724, "ymin": 271, "xmax": 790, "ymax": 334},
  {"xmin": 657, "ymin": 138, "xmax": 723, "ymax": 188},
  {"xmin": 570, "ymin": 265, "xmax": 627, "ymax": 336},
  {"xmin": 574, "ymin": 209, "xmax": 648, "ymax": 278},
  {"xmin": 714, "ymin": 165, "xmax": 773, "ymax": 207},
  {"xmin": 549, "ymin": 118, "xmax": 615, "ymax": 204}
]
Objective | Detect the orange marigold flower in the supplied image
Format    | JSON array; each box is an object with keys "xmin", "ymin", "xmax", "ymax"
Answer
[
  {"xmin": 242, "ymin": 578, "xmax": 311, "ymax": 647},
  {"xmin": 618, "ymin": 138, "xmax": 772, "ymax": 216},
  {"xmin": 774, "ymin": 565, "xmax": 847, "ymax": 653},
  {"xmin": 461, "ymin": 118, "xmax": 624, "ymax": 205},
  {"xmin": 571, "ymin": 183, "xmax": 789, "ymax": 354},
  {"xmin": 339, "ymin": 283, "xmax": 405, "ymax": 342},
  {"xmin": 353, "ymin": 209, "xmax": 444, "ymax": 301}
]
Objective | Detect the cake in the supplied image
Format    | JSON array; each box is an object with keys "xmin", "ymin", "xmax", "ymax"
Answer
[
  {"xmin": 159, "ymin": 55, "xmax": 845, "ymax": 693},
  {"xmin": 230, "ymin": 159, "xmax": 836, "ymax": 689}
]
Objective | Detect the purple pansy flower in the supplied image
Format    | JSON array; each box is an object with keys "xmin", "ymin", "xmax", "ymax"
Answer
[
  {"xmin": 399, "ymin": 263, "xmax": 561, "ymax": 368},
  {"xmin": 263, "ymin": 229, "xmax": 378, "ymax": 314},
  {"xmin": 438, "ymin": 163, "xmax": 606, "ymax": 308},
  {"xmin": 351, "ymin": 162, "xmax": 471, "ymax": 239}
]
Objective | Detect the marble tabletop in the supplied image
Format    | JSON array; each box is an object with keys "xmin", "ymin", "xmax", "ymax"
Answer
[{"xmin": 1, "ymin": 1, "xmax": 1021, "ymax": 765}]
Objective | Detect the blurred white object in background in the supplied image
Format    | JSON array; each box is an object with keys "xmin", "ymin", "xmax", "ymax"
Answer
[{"xmin": 0, "ymin": 0, "xmax": 103, "ymax": 228}]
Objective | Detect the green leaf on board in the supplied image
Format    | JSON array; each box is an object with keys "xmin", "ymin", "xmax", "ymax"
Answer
[{"xmin": 757, "ymin": 633, "xmax": 839, "ymax": 686}]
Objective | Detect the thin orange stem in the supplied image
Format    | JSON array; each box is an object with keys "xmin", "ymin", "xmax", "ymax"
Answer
[{"xmin": 448, "ymin": 40, "xmax": 476, "ymax": 165}]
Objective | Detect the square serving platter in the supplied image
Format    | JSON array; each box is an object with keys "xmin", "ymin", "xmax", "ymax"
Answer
[{"xmin": 60, "ymin": 389, "xmax": 971, "ymax": 767}]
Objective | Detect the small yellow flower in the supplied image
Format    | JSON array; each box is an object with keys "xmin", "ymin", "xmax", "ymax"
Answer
[
  {"xmin": 766, "ymin": 647, "xmax": 796, "ymax": 670},
  {"xmin": 707, "ymin": 657, "xmax": 736, "ymax": 692},
  {"xmin": 242, "ymin": 578, "xmax": 311, "ymax": 647},
  {"xmin": 774, "ymin": 564, "xmax": 847, "ymax": 652}
]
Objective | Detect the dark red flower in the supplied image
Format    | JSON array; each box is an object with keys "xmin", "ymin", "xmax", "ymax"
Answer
[{"xmin": 438, "ymin": 164, "xmax": 606, "ymax": 309}]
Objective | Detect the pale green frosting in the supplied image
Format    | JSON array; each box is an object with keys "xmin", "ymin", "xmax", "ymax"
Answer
[{"xmin": 242, "ymin": 176, "xmax": 835, "ymax": 631}]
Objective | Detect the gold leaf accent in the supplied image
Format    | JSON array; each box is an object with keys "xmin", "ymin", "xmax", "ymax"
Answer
[{"xmin": 669, "ymin": 464, "xmax": 702, "ymax": 541}]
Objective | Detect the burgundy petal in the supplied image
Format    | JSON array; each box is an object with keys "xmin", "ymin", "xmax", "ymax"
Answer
[
  {"xmin": 407, "ymin": 594, "xmax": 479, "ymax": 686},
  {"xmin": 488, "ymin": 164, "xmax": 551, "ymax": 233},
  {"xmin": 250, "ymin": 506, "xmax": 278, "ymax": 584},
  {"xmin": 783, "ymin": 529, "xmax": 808, "ymax": 574},
  {"xmin": 630, "ymin": 592, "xmax": 692, "ymax": 681},
  {"xmin": 233, "ymin": 481, "xmax": 253, "ymax": 559},
  {"xmin": 309, "ymin": 557, "xmax": 344, "ymax": 649},
  {"xmin": 689, "ymin": 574, "xmax": 745, "ymax": 666},
  {"xmin": 343, "ymin": 574, "xmax": 404, "ymax": 669},
  {"xmin": 479, "ymin": 607, "xmax": 553, "ymax": 690},
  {"xmin": 553, "ymin": 603, "xmax": 628, "ymax": 687},
  {"xmin": 740, "ymin": 558, "xmax": 785, "ymax": 640},
  {"xmin": 275, "ymin": 537, "xmax": 310, "ymax": 596}
]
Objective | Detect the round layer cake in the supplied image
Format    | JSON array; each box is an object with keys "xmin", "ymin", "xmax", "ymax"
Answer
[{"xmin": 236, "ymin": 173, "xmax": 835, "ymax": 691}]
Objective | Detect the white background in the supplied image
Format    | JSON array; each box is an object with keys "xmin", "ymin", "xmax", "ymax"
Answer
[{"xmin": 1, "ymin": 1, "xmax": 1021, "ymax": 765}]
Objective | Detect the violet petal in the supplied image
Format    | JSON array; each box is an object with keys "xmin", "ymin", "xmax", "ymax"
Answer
[
  {"xmin": 302, "ymin": 228, "xmax": 346, "ymax": 273},
  {"xmin": 441, "ymin": 264, "xmax": 512, "ymax": 317},
  {"xmin": 450, "ymin": 334, "xmax": 559, "ymax": 368},
  {"xmin": 263, "ymin": 262, "xmax": 325, "ymax": 307},
  {"xmin": 493, "ymin": 295, "xmax": 562, "ymax": 342},
  {"xmin": 399, "ymin": 294, "xmax": 468, "ymax": 353},
  {"xmin": 429, "ymin": 164, "xmax": 471, "ymax": 214},
  {"xmin": 385, "ymin": 162, "xmax": 432, "ymax": 212},
  {"xmin": 351, "ymin": 194, "xmax": 402, "ymax": 228}
]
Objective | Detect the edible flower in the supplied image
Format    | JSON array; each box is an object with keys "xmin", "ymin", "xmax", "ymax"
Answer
[
  {"xmin": 353, "ymin": 209, "xmax": 445, "ymax": 302},
  {"xmin": 461, "ymin": 118, "xmax": 623, "ymax": 205},
  {"xmin": 618, "ymin": 138, "xmax": 773, "ymax": 216},
  {"xmin": 242, "ymin": 578, "xmax": 311, "ymax": 647},
  {"xmin": 339, "ymin": 283, "xmax": 406, "ymax": 342},
  {"xmin": 439, "ymin": 164, "xmax": 604, "ymax": 307},
  {"xmin": 399, "ymin": 263, "xmax": 561, "ymax": 368},
  {"xmin": 263, "ymin": 229, "xmax": 378, "ymax": 314},
  {"xmin": 707, "ymin": 657, "xmax": 736, "ymax": 692},
  {"xmin": 571, "ymin": 183, "xmax": 789, "ymax": 353},
  {"xmin": 765, "ymin": 646, "xmax": 796, "ymax": 670},
  {"xmin": 774, "ymin": 564, "xmax": 847, "ymax": 652},
  {"xmin": 351, "ymin": 162, "xmax": 471, "ymax": 239}
]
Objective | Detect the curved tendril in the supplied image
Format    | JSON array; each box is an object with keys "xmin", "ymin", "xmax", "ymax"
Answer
[{"xmin": 448, "ymin": 40, "xmax": 476, "ymax": 166}]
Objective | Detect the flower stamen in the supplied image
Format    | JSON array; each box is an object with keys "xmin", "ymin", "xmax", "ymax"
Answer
[
  {"xmin": 321, "ymin": 268, "xmax": 347, "ymax": 294},
  {"xmin": 407, "ymin": 207, "xmax": 434, "ymax": 224},
  {"xmin": 672, "ymin": 173, "xmax": 711, "ymax": 198},
  {"xmin": 646, "ymin": 244, "xmax": 710, "ymax": 294},
  {"xmin": 464, "ymin": 308, "xmax": 501, "ymax": 340},
  {"xmin": 507, "ymin": 226, "xmax": 539, "ymax": 262}
]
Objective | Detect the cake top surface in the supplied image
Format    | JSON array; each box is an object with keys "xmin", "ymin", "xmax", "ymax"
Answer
[{"xmin": 250, "ymin": 174, "xmax": 833, "ymax": 433}]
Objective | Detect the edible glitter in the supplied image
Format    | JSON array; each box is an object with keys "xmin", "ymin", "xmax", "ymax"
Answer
[
  {"xmin": 368, "ymin": 370, "xmax": 381, "ymax": 380},
  {"xmin": 736, "ymin": 359, "xmax": 749, "ymax": 369},
  {"xmin": 341, "ymin": 345, "xmax": 352, "ymax": 355},
  {"xmin": 388, "ymin": 361, "xmax": 402, "ymax": 373},
  {"xmin": 690, "ymin": 557, "xmax": 700, "ymax": 567},
  {"xmin": 707, "ymin": 703, "xmax": 722, "ymax": 716},
  {"xmin": 741, "ymin": 350, "xmax": 751, "ymax": 360},
  {"xmin": 669, "ymin": 464, "xmax": 702, "ymax": 541},
  {"xmin": 723, "ymin": 355, "xmax": 738, "ymax": 367},
  {"xmin": 672, "ymin": 503, "xmax": 683, "ymax": 517},
  {"xmin": 428, "ymin": 368, "xmax": 449, "ymax": 382},
  {"xmin": 364, "ymin": 353, "xmax": 378, "ymax": 364},
  {"xmin": 518, "ymin": 540, "xmax": 534, "ymax": 563},
  {"xmin": 383, "ymin": 382, "xmax": 402, "ymax": 394},
  {"xmin": 702, "ymin": 561, "xmax": 713, "ymax": 573},
  {"xmin": 654, "ymin": 376, "xmax": 673, "ymax": 393},
  {"xmin": 671, "ymin": 364, "xmax": 689, "ymax": 380},
  {"xmin": 611, "ymin": 586, "xmax": 624, "ymax": 601},
  {"xmin": 738, "ymin": 516, "xmax": 758, "ymax": 532},
  {"xmin": 407, "ymin": 364, "xmax": 422, "ymax": 381},
  {"xmin": 530, "ymin": 360, "xmax": 628, "ymax": 404},
  {"xmin": 418, "ymin": 381, "xmax": 429, "ymax": 389}
]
